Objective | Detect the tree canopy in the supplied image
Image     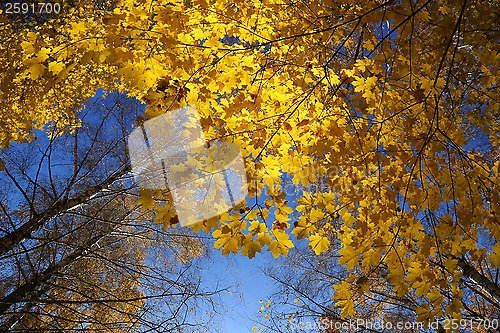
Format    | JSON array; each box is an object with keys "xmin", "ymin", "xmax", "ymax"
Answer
[{"xmin": 1, "ymin": 0, "xmax": 499, "ymax": 328}]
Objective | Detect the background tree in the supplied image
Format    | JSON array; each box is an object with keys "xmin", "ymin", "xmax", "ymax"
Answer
[
  {"xmin": 258, "ymin": 240, "xmax": 499, "ymax": 332},
  {"xmin": 0, "ymin": 92, "xmax": 221, "ymax": 332}
]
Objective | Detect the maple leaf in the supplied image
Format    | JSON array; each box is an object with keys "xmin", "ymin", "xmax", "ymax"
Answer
[
  {"xmin": 489, "ymin": 243, "xmax": 500, "ymax": 267},
  {"xmin": 256, "ymin": 232, "xmax": 272, "ymax": 246},
  {"xmin": 268, "ymin": 230, "xmax": 294, "ymax": 258},
  {"xmin": 308, "ymin": 234, "xmax": 330, "ymax": 255},
  {"xmin": 69, "ymin": 22, "xmax": 87, "ymax": 36},
  {"xmin": 241, "ymin": 235, "xmax": 262, "ymax": 258},
  {"xmin": 415, "ymin": 304, "xmax": 432, "ymax": 323},
  {"xmin": 27, "ymin": 63, "xmax": 45, "ymax": 80},
  {"xmin": 137, "ymin": 189, "xmax": 155, "ymax": 210},
  {"xmin": 48, "ymin": 62, "xmax": 65, "ymax": 75},
  {"xmin": 21, "ymin": 41, "xmax": 35, "ymax": 54}
]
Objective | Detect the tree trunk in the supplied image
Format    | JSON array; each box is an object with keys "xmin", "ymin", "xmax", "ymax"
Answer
[
  {"xmin": 0, "ymin": 231, "xmax": 114, "ymax": 317},
  {"xmin": 0, "ymin": 166, "xmax": 130, "ymax": 257},
  {"xmin": 456, "ymin": 257, "xmax": 500, "ymax": 308}
]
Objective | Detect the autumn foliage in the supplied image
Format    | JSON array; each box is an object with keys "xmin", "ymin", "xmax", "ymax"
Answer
[{"xmin": 1, "ymin": 0, "xmax": 499, "ymax": 327}]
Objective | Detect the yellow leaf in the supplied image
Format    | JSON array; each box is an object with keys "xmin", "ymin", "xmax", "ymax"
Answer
[
  {"xmin": 137, "ymin": 189, "xmax": 155, "ymax": 210},
  {"xmin": 214, "ymin": 232, "xmax": 240, "ymax": 256},
  {"xmin": 333, "ymin": 281, "xmax": 352, "ymax": 299},
  {"xmin": 490, "ymin": 243, "xmax": 500, "ymax": 267},
  {"xmin": 438, "ymin": 5, "xmax": 450, "ymax": 14},
  {"xmin": 69, "ymin": 22, "xmax": 86, "ymax": 36},
  {"xmin": 241, "ymin": 235, "xmax": 262, "ymax": 258},
  {"xmin": 36, "ymin": 48, "xmax": 50, "ymax": 62},
  {"xmin": 240, "ymin": 71, "xmax": 252, "ymax": 85},
  {"xmin": 327, "ymin": 69, "xmax": 340, "ymax": 85},
  {"xmin": 419, "ymin": 76, "xmax": 434, "ymax": 92},
  {"xmin": 256, "ymin": 232, "xmax": 272, "ymax": 246},
  {"xmin": 204, "ymin": 37, "xmax": 220, "ymax": 49},
  {"xmin": 292, "ymin": 220, "xmax": 315, "ymax": 240},
  {"xmin": 342, "ymin": 68, "xmax": 356, "ymax": 77},
  {"xmin": 363, "ymin": 39, "xmax": 375, "ymax": 50},
  {"xmin": 415, "ymin": 304, "xmax": 432, "ymax": 323},
  {"xmin": 21, "ymin": 41, "xmax": 35, "ymax": 54},
  {"xmin": 341, "ymin": 211, "xmax": 356, "ymax": 226},
  {"xmin": 274, "ymin": 230, "xmax": 293, "ymax": 247},
  {"xmin": 249, "ymin": 220, "xmax": 261, "ymax": 232},
  {"xmin": 222, "ymin": 237, "xmax": 240, "ymax": 255},
  {"xmin": 309, "ymin": 234, "xmax": 330, "ymax": 255},
  {"xmin": 268, "ymin": 230, "xmax": 294, "ymax": 258},
  {"xmin": 28, "ymin": 63, "xmax": 45, "ymax": 80},
  {"xmin": 340, "ymin": 299, "xmax": 354, "ymax": 318},
  {"xmin": 407, "ymin": 262, "xmax": 424, "ymax": 283},
  {"xmin": 48, "ymin": 61, "xmax": 65, "ymax": 75},
  {"xmin": 26, "ymin": 31, "xmax": 37, "ymax": 43},
  {"xmin": 154, "ymin": 205, "xmax": 176, "ymax": 227}
]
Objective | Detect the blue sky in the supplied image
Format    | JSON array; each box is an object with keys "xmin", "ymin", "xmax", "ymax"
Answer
[{"xmin": 200, "ymin": 250, "xmax": 277, "ymax": 332}]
